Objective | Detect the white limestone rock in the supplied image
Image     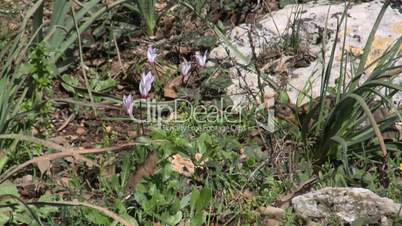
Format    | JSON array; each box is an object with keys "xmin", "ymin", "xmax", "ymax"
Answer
[
  {"xmin": 210, "ymin": 0, "xmax": 402, "ymax": 107},
  {"xmin": 291, "ymin": 187, "xmax": 402, "ymax": 225}
]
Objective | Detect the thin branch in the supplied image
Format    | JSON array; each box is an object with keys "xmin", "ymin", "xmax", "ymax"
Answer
[
  {"xmin": 0, "ymin": 200, "xmax": 131, "ymax": 226},
  {"xmin": 0, "ymin": 134, "xmax": 138, "ymax": 184}
]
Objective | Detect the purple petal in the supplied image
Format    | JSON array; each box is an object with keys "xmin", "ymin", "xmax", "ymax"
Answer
[
  {"xmin": 180, "ymin": 60, "xmax": 192, "ymax": 76},
  {"xmin": 122, "ymin": 94, "xmax": 133, "ymax": 115},
  {"xmin": 139, "ymin": 71, "xmax": 155, "ymax": 98},
  {"xmin": 147, "ymin": 47, "xmax": 157, "ymax": 64}
]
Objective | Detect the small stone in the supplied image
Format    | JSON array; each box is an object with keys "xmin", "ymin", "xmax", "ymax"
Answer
[
  {"xmin": 194, "ymin": 153, "xmax": 202, "ymax": 161},
  {"xmin": 128, "ymin": 130, "xmax": 138, "ymax": 137},
  {"xmin": 264, "ymin": 218, "xmax": 282, "ymax": 226},
  {"xmin": 76, "ymin": 127, "xmax": 86, "ymax": 135},
  {"xmin": 31, "ymin": 127, "xmax": 39, "ymax": 136},
  {"xmin": 105, "ymin": 126, "xmax": 112, "ymax": 134}
]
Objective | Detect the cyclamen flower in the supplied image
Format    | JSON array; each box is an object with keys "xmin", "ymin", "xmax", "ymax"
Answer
[
  {"xmin": 195, "ymin": 51, "xmax": 208, "ymax": 67},
  {"xmin": 122, "ymin": 94, "xmax": 133, "ymax": 115},
  {"xmin": 147, "ymin": 46, "xmax": 157, "ymax": 64},
  {"xmin": 180, "ymin": 60, "xmax": 192, "ymax": 78},
  {"xmin": 139, "ymin": 71, "xmax": 155, "ymax": 98}
]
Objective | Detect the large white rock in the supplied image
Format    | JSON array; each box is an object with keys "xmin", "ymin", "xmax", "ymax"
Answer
[
  {"xmin": 210, "ymin": 0, "xmax": 402, "ymax": 107},
  {"xmin": 291, "ymin": 187, "xmax": 402, "ymax": 225}
]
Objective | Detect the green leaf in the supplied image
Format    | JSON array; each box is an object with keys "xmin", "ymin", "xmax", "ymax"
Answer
[
  {"xmin": 0, "ymin": 181, "xmax": 19, "ymax": 197},
  {"xmin": 0, "ymin": 149, "xmax": 8, "ymax": 174},
  {"xmin": 0, "ymin": 208, "xmax": 12, "ymax": 225},
  {"xmin": 213, "ymin": 24, "xmax": 251, "ymax": 65},
  {"xmin": 196, "ymin": 187, "xmax": 212, "ymax": 211},
  {"xmin": 17, "ymin": 63, "xmax": 35, "ymax": 75},
  {"xmin": 60, "ymin": 74, "xmax": 79, "ymax": 93},
  {"xmin": 277, "ymin": 90, "xmax": 290, "ymax": 104},
  {"xmin": 196, "ymin": 36, "xmax": 217, "ymax": 48},
  {"xmin": 37, "ymin": 194, "xmax": 58, "ymax": 217},
  {"xmin": 121, "ymin": 214, "xmax": 139, "ymax": 226},
  {"xmin": 91, "ymin": 79, "xmax": 116, "ymax": 92},
  {"xmin": 120, "ymin": 153, "xmax": 131, "ymax": 189},
  {"xmin": 136, "ymin": 0, "xmax": 156, "ymax": 36},
  {"xmin": 191, "ymin": 213, "xmax": 204, "ymax": 226},
  {"xmin": 197, "ymin": 133, "xmax": 211, "ymax": 154},
  {"xmin": 190, "ymin": 189, "xmax": 200, "ymax": 212},
  {"xmin": 351, "ymin": 0, "xmax": 391, "ymax": 90},
  {"xmin": 279, "ymin": 0, "xmax": 297, "ymax": 8},
  {"xmin": 161, "ymin": 211, "xmax": 182, "ymax": 226},
  {"xmin": 180, "ymin": 193, "xmax": 191, "ymax": 209},
  {"xmin": 85, "ymin": 208, "xmax": 111, "ymax": 225}
]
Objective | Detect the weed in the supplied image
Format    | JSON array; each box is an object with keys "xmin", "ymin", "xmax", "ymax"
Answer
[
  {"xmin": 0, "ymin": 0, "xmax": 401, "ymax": 225},
  {"xmin": 135, "ymin": 0, "xmax": 157, "ymax": 37}
]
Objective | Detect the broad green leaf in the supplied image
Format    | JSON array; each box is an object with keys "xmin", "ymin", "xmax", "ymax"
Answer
[
  {"xmin": 0, "ymin": 181, "xmax": 19, "ymax": 197},
  {"xmin": 196, "ymin": 36, "xmax": 217, "ymax": 48},
  {"xmin": 161, "ymin": 211, "xmax": 182, "ymax": 226},
  {"xmin": 91, "ymin": 79, "xmax": 117, "ymax": 92},
  {"xmin": 37, "ymin": 194, "xmax": 58, "ymax": 217},
  {"xmin": 60, "ymin": 74, "xmax": 79, "ymax": 93},
  {"xmin": 195, "ymin": 187, "xmax": 212, "ymax": 212},
  {"xmin": 85, "ymin": 208, "xmax": 111, "ymax": 225},
  {"xmin": 190, "ymin": 189, "xmax": 200, "ymax": 213},
  {"xmin": 180, "ymin": 193, "xmax": 191, "ymax": 209}
]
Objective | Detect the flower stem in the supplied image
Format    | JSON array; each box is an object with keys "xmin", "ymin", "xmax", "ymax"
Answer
[
  {"xmin": 153, "ymin": 64, "xmax": 160, "ymax": 79},
  {"xmin": 140, "ymin": 100, "xmax": 144, "ymax": 135}
]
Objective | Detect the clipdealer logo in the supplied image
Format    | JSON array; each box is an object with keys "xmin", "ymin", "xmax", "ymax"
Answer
[{"xmin": 124, "ymin": 98, "xmax": 275, "ymax": 133}]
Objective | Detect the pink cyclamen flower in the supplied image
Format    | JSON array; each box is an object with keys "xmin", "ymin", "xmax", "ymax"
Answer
[
  {"xmin": 147, "ymin": 46, "xmax": 157, "ymax": 64},
  {"xmin": 139, "ymin": 71, "xmax": 155, "ymax": 98},
  {"xmin": 195, "ymin": 51, "xmax": 208, "ymax": 67},
  {"xmin": 180, "ymin": 60, "xmax": 192, "ymax": 79},
  {"xmin": 122, "ymin": 94, "xmax": 133, "ymax": 115}
]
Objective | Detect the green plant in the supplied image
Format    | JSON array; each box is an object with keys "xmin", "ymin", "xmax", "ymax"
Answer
[
  {"xmin": 189, "ymin": 187, "xmax": 212, "ymax": 226},
  {"xmin": 18, "ymin": 43, "xmax": 56, "ymax": 104},
  {"xmin": 0, "ymin": 77, "xmax": 27, "ymax": 173},
  {"xmin": 135, "ymin": 0, "xmax": 157, "ymax": 37},
  {"xmin": 281, "ymin": 5, "xmax": 303, "ymax": 54},
  {"xmin": 286, "ymin": 0, "xmax": 402, "ymax": 171},
  {"xmin": 1, "ymin": 0, "xmax": 129, "ymax": 77},
  {"xmin": 186, "ymin": 0, "xmax": 206, "ymax": 16},
  {"xmin": 283, "ymin": 208, "xmax": 297, "ymax": 226},
  {"xmin": 323, "ymin": 3, "xmax": 400, "ymax": 159}
]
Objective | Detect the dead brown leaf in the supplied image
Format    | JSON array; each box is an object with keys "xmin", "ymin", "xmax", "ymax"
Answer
[
  {"xmin": 154, "ymin": 1, "xmax": 167, "ymax": 12},
  {"xmin": 258, "ymin": 206, "xmax": 285, "ymax": 220},
  {"xmin": 164, "ymin": 87, "xmax": 178, "ymax": 99},
  {"xmin": 194, "ymin": 153, "xmax": 202, "ymax": 161},
  {"xmin": 56, "ymin": 177, "xmax": 71, "ymax": 187},
  {"xmin": 126, "ymin": 152, "xmax": 157, "ymax": 191},
  {"xmin": 50, "ymin": 136, "xmax": 72, "ymax": 148},
  {"xmin": 274, "ymin": 56, "xmax": 292, "ymax": 74},
  {"xmin": 169, "ymin": 154, "xmax": 194, "ymax": 177},
  {"xmin": 242, "ymin": 189, "xmax": 254, "ymax": 200},
  {"xmin": 263, "ymin": 90, "xmax": 276, "ymax": 109},
  {"xmin": 263, "ymin": 218, "xmax": 282, "ymax": 226},
  {"xmin": 36, "ymin": 159, "xmax": 51, "ymax": 175},
  {"xmin": 164, "ymin": 76, "xmax": 184, "ymax": 99},
  {"xmin": 158, "ymin": 16, "xmax": 175, "ymax": 38},
  {"xmin": 76, "ymin": 127, "xmax": 86, "ymax": 136}
]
